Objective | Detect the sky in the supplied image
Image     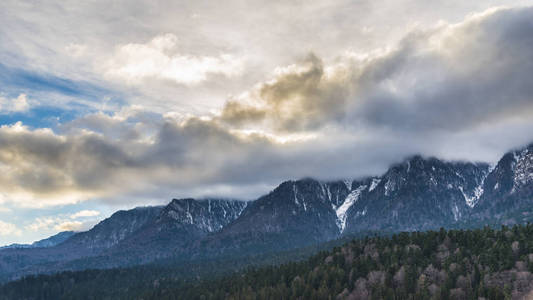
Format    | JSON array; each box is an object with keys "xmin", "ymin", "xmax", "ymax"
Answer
[{"xmin": 1, "ymin": 0, "xmax": 533, "ymax": 246}]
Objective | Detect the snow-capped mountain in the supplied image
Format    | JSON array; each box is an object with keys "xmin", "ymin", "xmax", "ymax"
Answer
[
  {"xmin": 2, "ymin": 142, "xmax": 533, "ymax": 282},
  {"xmin": 194, "ymin": 156, "xmax": 492, "ymax": 257},
  {"xmin": 475, "ymin": 143, "xmax": 533, "ymax": 216},
  {"xmin": 196, "ymin": 179, "xmax": 348, "ymax": 256},
  {"xmin": 109, "ymin": 198, "xmax": 248, "ymax": 262},
  {"xmin": 0, "ymin": 199, "xmax": 248, "ymax": 280},
  {"xmin": 343, "ymin": 156, "xmax": 490, "ymax": 233}
]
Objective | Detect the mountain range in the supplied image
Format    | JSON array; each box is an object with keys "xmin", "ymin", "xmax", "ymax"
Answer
[
  {"xmin": 1, "ymin": 142, "xmax": 533, "ymax": 282},
  {"xmin": 0, "ymin": 231, "xmax": 76, "ymax": 250}
]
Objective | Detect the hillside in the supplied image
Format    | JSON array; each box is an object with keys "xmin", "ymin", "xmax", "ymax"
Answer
[
  {"xmin": 140, "ymin": 224, "xmax": 533, "ymax": 299},
  {"xmin": 3, "ymin": 225, "xmax": 533, "ymax": 299}
]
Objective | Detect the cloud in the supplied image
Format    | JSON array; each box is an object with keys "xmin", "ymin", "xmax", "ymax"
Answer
[
  {"xmin": 26, "ymin": 217, "xmax": 88, "ymax": 232},
  {"xmin": 218, "ymin": 7, "xmax": 533, "ymax": 135},
  {"xmin": 1, "ymin": 6, "xmax": 533, "ymax": 210},
  {"xmin": 219, "ymin": 54, "xmax": 352, "ymax": 132},
  {"xmin": 26, "ymin": 217, "xmax": 56, "ymax": 232},
  {"xmin": 0, "ymin": 94, "xmax": 30, "ymax": 113},
  {"xmin": 2, "ymin": 0, "xmax": 531, "ymax": 118},
  {"xmin": 104, "ymin": 33, "xmax": 245, "ymax": 85},
  {"xmin": 0, "ymin": 121, "xmax": 133, "ymax": 207},
  {"xmin": 70, "ymin": 210, "xmax": 100, "ymax": 219},
  {"xmin": 0, "ymin": 113, "xmax": 365, "ymax": 207},
  {"xmin": 350, "ymin": 7, "xmax": 533, "ymax": 133},
  {"xmin": 0, "ymin": 220, "xmax": 20, "ymax": 236},
  {"xmin": 65, "ymin": 43, "xmax": 87, "ymax": 58},
  {"xmin": 54, "ymin": 221, "xmax": 83, "ymax": 231},
  {"xmin": 0, "ymin": 116, "xmax": 269, "ymax": 207}
]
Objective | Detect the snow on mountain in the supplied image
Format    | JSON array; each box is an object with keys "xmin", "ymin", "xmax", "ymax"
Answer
[
  {"xmin": 159, "ymin": 198, "xmax": 248, "ymax": 233},
  {"xmin": 3, "ymin": 143, "xmax": 533, "ymax": 282},
  {"xmin": 368, "ymin": 178, "xmax": 381, "ymax": 192},
  {"xmin": 511, "ymin": 147, "xmax": 533, "ymax": 193},
  {"xmin": 335, "ymin": 184, "xmax": 367, "ymax": 233},
  {"xmin": 474, "ymin": 143, "xmax": 533, "ymax": 214},
  {"xmin": 460, "ymin": 185, "xmax": 484, "ymax": 208}
]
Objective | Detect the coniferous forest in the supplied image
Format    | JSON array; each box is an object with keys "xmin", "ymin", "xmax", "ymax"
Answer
[{"xmin": 3, "ymin": 225, "xmax": 533, "ymax": 299}]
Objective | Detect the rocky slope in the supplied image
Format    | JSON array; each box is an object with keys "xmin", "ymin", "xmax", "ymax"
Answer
[
  {"xmin": 196, "ymin": 179, "xmax": 349, "ymax": 256},
  {"xmin": 104, "ymin": 198, "xmax": 248, "ymax": 264},
  {"xmin": 57, "ymin": 206, "xmax": 164, "ymax": 255},
  {"xmin": 474, "ymin": 143, "xmax": 533, "ymax": 217},
  {"xmin": 343, "ymin": 156, "xmax": 490, "ymax": 233}
]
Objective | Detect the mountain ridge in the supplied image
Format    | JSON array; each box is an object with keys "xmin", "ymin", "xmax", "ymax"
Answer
[
  {"xmin": 0, "ymin": 231, "xmax": 76, "ymax": 250},
  {"xmin": 2, "ymin": 142, "xmax": 533, "ymax": 282}
]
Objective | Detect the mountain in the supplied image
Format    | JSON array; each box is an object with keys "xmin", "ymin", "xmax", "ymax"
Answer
[
  {"xmin": 31, "ymin": 231, "xmax": 76, "ymax": 248},
  {"xmin": 343, "ymin": 156, "xmax": 490, "ymax": 233},
  {"xmin": 0, "ymin": 199, "xmax": 248, "ymax": 280},
  {"xmin": 2, "ymin": 142, "xmax": 533, "ymax": 283},
  {"xmin": 0, "ymin": 206, "xmax": 163, "ymax": 281},
  {"xmin": 196, "ymin": 179, "xmax": 349, "ymax": 257},
  {"xmin": 0, "ymin": 244, "xmax": 30, "ymax": 250},
  {"xmin": 195, "ymin": 157, "xmax": 491, "ymax": 257},
  {"xmin": 55, "ymin": 206, "xmax": 164, "ymax": 255},
  {"xmin": 155, "ymin": 198, "xmax": 248, "ymax": 238},
  {"xmin": 0, "ymin": 231, "xmax": 76, "ymax": 250},
  {"xmin": 474, "ymin": 143, "xmax": 533, "ymax": 217},
  {"xmin": 5, "ymin": 224, "xmax": 533, "ymax": 299},
  {"xmin": 103, "ymin": 198, "xmax": 248, "ymax": 264}
]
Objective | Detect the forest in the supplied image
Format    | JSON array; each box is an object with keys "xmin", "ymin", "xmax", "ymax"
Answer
[{"xmin": 2, "ymin": 225, "xmax": 533, "ymax": 299}]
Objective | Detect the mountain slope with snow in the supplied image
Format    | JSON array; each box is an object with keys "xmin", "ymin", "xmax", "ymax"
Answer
[
  {"xmin": 343, "ymin": 156, "xmax": 490, "ymax": 233},
  {"xmin": 474, "ymin": 143, "xmax": 533, "ymax": 216},
  {"xmin": 107, "ymin": 198, "xmax": 248, "ymax": 263},
  {"xmin": 3, "ymin": 142, "xmax": 533, "ymax": 282}
]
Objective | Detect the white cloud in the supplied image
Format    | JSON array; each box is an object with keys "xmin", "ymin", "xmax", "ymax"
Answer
[
  {"xmin": 54, "ymin": 220, "xmax": 83, "ymax": 231},
  {"xmin": 0, "ymin": 94, "xmax": 30, "ymax": 113},
  {"xmin": 65, "ymin": 43, "xmax": 87, "ymax": 58},
  {"xmin": 26, "ymin": 217, "xmax": 88, "ymax": 232},
  {"xmin": 2, "ymin": 0, "xmax": 531, "ymax": 117},
  {"xmin": 0, "ymin": 220, "xmax": 21, "ymax": 236},
  {"xmin": 26, "ymin": 217, "xmax": 57, "ymax": 232},
  {"xmin": 104, "ymin": 33, "xmax": 245, "ymax": 85},
  {"xmin": 70, "ymin": 210, "xmax": 100, "ymax": 219}
]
